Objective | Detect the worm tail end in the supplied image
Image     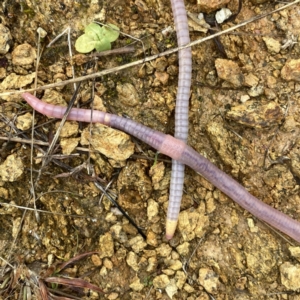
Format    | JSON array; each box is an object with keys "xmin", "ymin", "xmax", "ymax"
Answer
[{"xmin": 166, "ymin": 219, "xmax": 178, "ymax": 240}]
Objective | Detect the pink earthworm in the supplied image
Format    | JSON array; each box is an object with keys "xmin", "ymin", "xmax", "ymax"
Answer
[
  {"xmin": 169, "ymin": 0, "xmax": 192, "ymax": 239},
  {"xmin": 22, "ymin": 92, "xmax": 300, "ymax": 243}
]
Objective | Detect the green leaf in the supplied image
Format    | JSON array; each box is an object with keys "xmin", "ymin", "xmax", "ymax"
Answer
[
  {"xmin": 94, "ymin": 38, "xmax": 111, "ymax": 52},
  {"xmin": 75, "ymin": 22, "xmax": 120, "ymax": 54},
  {"xmin": 84, "ymin": 23, "xmax": 102, "ymax": 40},
  {"xmin": 75, "ymin": 34, "xmax": 98, "ymax": 53},
  {"xmin": 102, "ymin": 24, "xmax": 120, "ymax": 42}
]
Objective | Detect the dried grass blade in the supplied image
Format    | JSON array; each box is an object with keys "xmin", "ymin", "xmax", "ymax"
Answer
[
  {"xmin": 38, "ymin": 279, "xmax": 50, "ymax": 300},
  {"xmin": 44, "ymin": 277, "xmax": 104, "ymax": 293},
  {"xmin": 57, "ymin": 252, "xmax": 99, "ymax": 273}
]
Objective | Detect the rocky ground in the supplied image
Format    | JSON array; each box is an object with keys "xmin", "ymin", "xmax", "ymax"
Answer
[{"xmin": 1, "ymin": 0, "xmax": 300, "ymax": 299}]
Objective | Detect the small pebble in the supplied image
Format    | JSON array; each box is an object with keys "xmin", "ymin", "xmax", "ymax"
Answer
[
  {"xmin": 280, "ymin": 262, "xmax": 300, "ymax": 291},
  {"xmin": 156, "ymin": 243, "xmax": 172, "ymax": 257},
  {"xmin": 117, "ymin": 83, "xmax": 140, "ymax": 107},
  {"xmin": 197, "ymin": 0, "xmax": 231, "ymax": 13},
  {"xmin": 126, "ymin": 251, "xmax": 139, "ymax": 271},
  {"xmin": 98, "ymin": 232, "xmax": 114, "ymax": 258},
  {"xmin": 80, "ymin": 123, "xmax": 134, "ymax": 166},
  {"xmin": 0, "ymin": 154, "xmax": 24, "ymax": 182},
  {"xmin": 153, "ymin": 274, "xmax": 170, "ymax": 289},
  {"xmin": 263, "ymin": 37, "xmax": 281, "ymax": 54},
  {"xmin": 198, "ymin": 267, "xmax": 221, "ymax": 294},
  {"xmin": 215, "ymin": 8, "xmax": 232, "ymax": 24},
  {"xmin": 288, "ymin": 246, "xmax": 300, "ymax": 263},
  {"xmin": 147, "ymin": 199, "xmax": 159, "ymax": 220},
  {"xmin": 281, "ymin": 59, "xmax": 300, "ymax": 82},
  {"xmin": 165, "ymin": 279, "xmax": 177, "ymax": 299},
  {"xmin": 215, "ymin": 59, "xmax": 244, "ymax": 87},
  {"xmin": 16, "ymin": 112, "xmax": 35, "ymax": 130},
  {"xmin": 0, "ymin": 24, "xmax": 12, "ymax": 54},
  {"xmin": 129, "ymin": 277, "xmax": 144, "ymax": 291},
  {"xmin": 240, "ymin": 95, "xmax": 250, "ymax": 103},
  {"xmin": 12, "ymin": 43, "xmax": 36, "ymax": 66}
]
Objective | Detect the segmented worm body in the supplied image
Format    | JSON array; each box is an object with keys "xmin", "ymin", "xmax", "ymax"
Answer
[
  {"xmin": 22, "ymin": 92, "xmax": 300, "ymax": 243},
  {"xmin": 169, "ymin": 0, "xmax": 192, "ymax": 239}
]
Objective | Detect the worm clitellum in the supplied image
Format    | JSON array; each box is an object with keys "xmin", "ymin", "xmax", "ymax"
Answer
[{"xmin": 22, "ymin": 92, "xmax": 300, "ymax": 243}]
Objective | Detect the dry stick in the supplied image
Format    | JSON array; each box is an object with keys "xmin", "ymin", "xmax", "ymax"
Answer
[
  {"xmin": 0, "ymin": 202, "xmax": 95, "ymax": 219},
  {"xmin": 0, "ymin": 0, "xmax": 298, "ymax": 97},
  {"xmin": 90, "ymin": 46, "xmax": 135, "ymax": 57},
  {"xmin": 22, "ymin": 93, "xmax": 300, "ymax": 243},
  {"xmin": 94, "ymin": 181, "xmax": 146, "ymax": 239},
  {"xmin": 29, "ymin": 27, "xmax": 45, "ymax": 223},
  {"xmin": 0, "ymin": 136, "xmax": 157, "ymax": 160}
]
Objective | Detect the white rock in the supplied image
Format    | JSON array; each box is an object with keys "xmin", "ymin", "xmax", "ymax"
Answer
[
  {"xmin": 216, "ymin": 8, "xmax": 232, "ymax": 24},
  {"xmin": 165, "ymin": 279, "xmax": 177, "ymax": 299},
  {"xmin": 198, "ymin": 13, "xmax": 204, "ymax": 20},
  {"xmin": 240, "ymin": 95, "xmax": 250, "ymax": 103}
]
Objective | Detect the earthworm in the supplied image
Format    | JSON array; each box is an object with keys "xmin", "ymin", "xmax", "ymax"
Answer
[
  {"xmin": 169, "ymin": 0, "xmax": 192, "ymax": 239},
  {"xmin": 22, "ymin": 92, "xmax": 300, "ymax": 243}
]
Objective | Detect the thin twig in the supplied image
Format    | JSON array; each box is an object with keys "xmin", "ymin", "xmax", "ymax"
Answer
[
  {"xmin": 94, "ymin": 180, "xmax": 147, "ymax": 239},
  {"xmin": 0, "ymin": 202, "xmax": 98, "ymax": 220},
  {"xmin": 90, "ymin": 46, "xmax": 135, "ymax": 57},
  {"xmin": 30, "ymin": 24, "xmax": 45, "ymax": 223}
]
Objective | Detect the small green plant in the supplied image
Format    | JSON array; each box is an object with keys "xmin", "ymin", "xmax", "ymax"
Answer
[
  {"xmin": 75, "ymin": 23, "xmax": 120, "ymax": 53},
  {"xmin": 143, "ymin": 276, "xmax": 153, "ymax": 287}
]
